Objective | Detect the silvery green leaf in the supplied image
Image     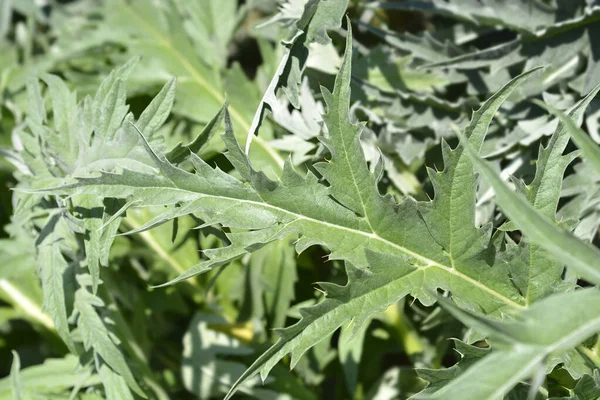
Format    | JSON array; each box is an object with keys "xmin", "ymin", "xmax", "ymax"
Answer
[
  {"xmin": 418, "ymin": 289, "xmax": 600, "ymax": 399},
  {"xmin": 72, "ymin": 276, "xmax": 146, "ymax": 398}
]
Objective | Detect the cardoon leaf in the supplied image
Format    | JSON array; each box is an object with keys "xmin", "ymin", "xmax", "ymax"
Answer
[
  {"xmin": 72, "ymin": 278, "xmax": 146, "ymax": 398},
  {"xmin": 458, "ymin": 119, "xmax": 600, "ymax": 284},
  {"xmin": 31, "ymin": 31, "xmax": 554, "ymax": 400},
  {"xmin": 539, "ymin": 100, "xmax": 600, "ymax": 175},
  {"xmin": 9, "ymin": 2, "xmax": 600, "ymax": 399},
  {"xmin": 36, "ymin": 214, "xmax": 76, "ymax": 353},
  {"xmin": 422, "ymin": 289, "xmax": 600, "ymax": 399},
  {"xmin": 500, "ymin": 83, "xmax": 600, "ymax": 303}
]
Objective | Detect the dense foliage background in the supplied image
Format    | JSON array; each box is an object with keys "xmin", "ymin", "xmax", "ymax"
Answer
[{"xmin": 1, "ymin": 0, "xmax": 600, "ymax": 399}]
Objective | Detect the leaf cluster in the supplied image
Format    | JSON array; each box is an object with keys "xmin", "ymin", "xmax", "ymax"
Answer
[{"xmin": 1, "ymin": 1, "xmax": 600, "ymax": 399}]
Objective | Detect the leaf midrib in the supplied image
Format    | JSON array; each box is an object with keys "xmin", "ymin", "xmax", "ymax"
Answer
[
  {"xmin": 491, "ymin": 352, "xmax": 545, "ymax": 400},
  {"xmin": 537, "ymin": 313, "xmax": 600, "ymax": 353},
  {"xmin": 329, "ymin": 87, "xmax": 508, "ymax": 305},
  {"xmin": 106, "ymin": 178, "xmax": 524, "ymax": 310},
  {"xmin": 0, "ymin": 279, "xmax": 55, "ymax": 330}
]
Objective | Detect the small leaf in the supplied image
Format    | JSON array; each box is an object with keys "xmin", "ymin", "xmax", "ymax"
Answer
[
  {"xmin": 338, "ymin": 317, "xmax": 370, "ymax": 394},
  {"xmin": 73, "ymin": 282, "xmax": 146, "ymax": 398},
  {"xmin": 167, "ymin": 100, "xmax": 227, "ymax": 164},
  {"xmin": 137, "ymin": 77, "xmax": 176, "ymax": 136},
  {"xmin": 537, "ymin": 96, "xmax": 600, "ymax": 175},
  {"xmin": 10, "ymin": 351, "xmax": 24, "ymax": 400},
  {"xmin": 36, "ymin": 215, "xmax": 76, "ymax": 353}
]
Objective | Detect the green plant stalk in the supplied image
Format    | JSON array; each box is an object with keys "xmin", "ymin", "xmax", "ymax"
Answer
[
  {"xmin": 0, "ymin": 279, "xmax": 55, "ymax": 331},
  {"xmin": 578, "ymin": 345, "xmax": 600, "ymax": 369},
  {"xmin": 124, "ymin": 214, "xmax": 201, "ymax": 290},
  {"xmin": 384, "ymin": 301, "xmax": 426, "ymax": 359}
]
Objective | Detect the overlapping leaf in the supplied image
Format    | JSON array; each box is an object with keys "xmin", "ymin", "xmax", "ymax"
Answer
[
  {"xmin": 31, "ymin": 23, "xmax": 590, "ymax": 398},
  {"xmin": 416, "ymin": 289, "xmax": 600, "ymax": 399},
  {"xmin": 3, "ymin": 1, "xmax": 600, "ymax": 399}
]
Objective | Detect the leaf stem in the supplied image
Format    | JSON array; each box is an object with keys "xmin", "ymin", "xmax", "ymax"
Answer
[
  {"xmin": 578, "ymin": 344, "xmax": 600, "ymax": 369},
  {"xmin": 384, "ymin": 301, "xmax": 425, "ymax": 359},
  {"xmin": 0, "ymin": 279, "xmax": 55, "ymax": 331},
  {"xmin": 123, "ymin": 214, "xmax": 201, "ymax": 289}
]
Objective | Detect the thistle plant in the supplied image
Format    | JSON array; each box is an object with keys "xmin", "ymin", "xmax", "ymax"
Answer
[{"xmin": 1, "ymin": 1, "xmax": 600, "ymax": 399}]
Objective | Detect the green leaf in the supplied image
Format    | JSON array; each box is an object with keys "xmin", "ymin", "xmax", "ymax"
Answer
[
  {"xmin": 25, "ymin": 77, "xmax": 45, "ymax": 125},
  {"xmin": 99, "ymin": 0, "xmax": 284, "ymax": 170},
  {"xmin": 36, "ymin": 214, "xmax": 76, "ymax": 353},
  {"xmin": 356, "ymin": 21, "xmax": 460, "ymax": 65},
  {"xmin": 370, "ymin": 0, "xmax": 564, "ymax": 32},
  {"xmin": 40, "ymin": 21, "xmax": 529, "ymax": 316},
  {"xmin": 500, "ymin": 83, "xmax": 600, "ymax": 303},
  {"xmin": 137, "ymin": 77, "xmax": 176, "ymax": 136},
  {"xmin": 40, "ymin": 73, "xmax": 77, "ymax": 139},
  {"xmin": 75, "ymin": 195, "xmax": 104, "ymax": 294},
  {"xmin": 98, "ymin": 363, "xmax": 135, "ymax": 400},
  {"xmin": 171, "ymin": 0, "xmax": 239, "ymax": 69},
  {"xmin": 418, "ymin": 65, "xmax": 541, "ymax": 268},
  {"xmin": 305, "ymin": 0, "xmax": 348, "ymax": 45},
  {"xmin": 338, "ymin": 317, "xmax": 371, "ymax": 395},
  {"xmin": 422, "ymin": 289, "xmax": 600, "ymax": 399},
  {"xmin": 10, "ymin": 351, "xmax": 23, "ymax": 400},
  {"xmin": 6, "ymin": 2, "xmax": 600, "ymax": 399},
  {"xmin": 166, "ymin": 100, "xmax": 226, "ymax": 164},
  {"xmin": 27, "ymin": 10, "xmax": 600, "ymax": 400},
  {"xmin": 421, "ymin": 39, "xmax": 523, "ymax": 71},
  {"xmin": 457, "ymin": 114, "xmax": 600, "ymax": 285},
  {"xmin": 181, "ymin": 313, "xmax": 256, "ymax": 399},
  {"xmin": 554, "ymin": 370, "xmax": 600, "ymax": 400},
  {"xmin": 538, "ymin": 98, "xmax": 600, "ymax": 176},
  {"xmin": 29, "ymin": 28, "xmax": 552, "ymax": 399},
  {"xmin": 0, "ymin": 355, "xmax": 100, "ymax": 398},
  {"xmin": 415, "ymin": 348, "xmax": 543, "ymax": 400},
  {"xmin": 249, "ymin": 239, "xmax": 297, "ymax": 330},
  {"xmin": 72, "ymin": 276, "xmax": 146, "ymax": 398},
  {"xmin": 415, "ymin": 340, "xmax": 489, "ymax": 397}
]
